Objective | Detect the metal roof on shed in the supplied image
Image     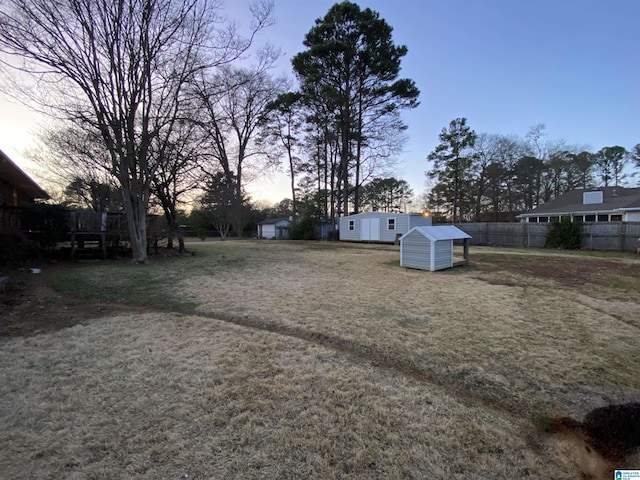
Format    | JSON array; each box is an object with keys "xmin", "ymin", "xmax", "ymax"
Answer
[{"xmin": 401, "ymin": 226, "xmax": 471, "ymax": 242}]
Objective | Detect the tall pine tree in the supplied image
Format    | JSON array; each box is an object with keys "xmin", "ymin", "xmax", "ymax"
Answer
[
  {"xmin": 427, "ymin": 118, "xmax": 477, "ymax": 222},
  {"xmin": 292, "ymin": 1, "xmax": 419, "ymax": 217}
]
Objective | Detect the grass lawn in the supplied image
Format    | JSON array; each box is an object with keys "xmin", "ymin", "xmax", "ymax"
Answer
[{"xmin": 1, "ymin": 240, "xmax": 639, "ymax": 479}]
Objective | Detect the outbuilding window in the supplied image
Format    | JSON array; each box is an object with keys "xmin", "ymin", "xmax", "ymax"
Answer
[
  {"xmin": 349, "ymin": 220, "xmax": 355, "ymax": 231},
  {"xmin": 388, "ymin": 218, "xmax": 395, "ymax": 230}
]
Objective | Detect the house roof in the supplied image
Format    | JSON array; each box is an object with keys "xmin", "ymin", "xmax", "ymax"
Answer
[
  {"xmin": 518, "ymin": 187, "xmax": 640, "ymax": 217},
  {"xmin": 257, "ymin": 217, "xmax": 291, "ymax": 226},
  {"xmin": 0, "ymin": 149, "xmax": 49, "ymax": 199},
  {"xmin": 402, "ymin": 225, "xmax": 471, "ymax": 242}
]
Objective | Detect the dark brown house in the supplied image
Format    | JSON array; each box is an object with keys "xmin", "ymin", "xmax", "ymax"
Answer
[{"xmin": 0, "ymin": 149, "xmax": 49, "ymax": 206}]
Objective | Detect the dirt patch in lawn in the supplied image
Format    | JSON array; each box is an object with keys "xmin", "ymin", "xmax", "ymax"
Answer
[
  {"xmin": 473, "ymin": 252, "xmax": 640, "ymax": 289},
  {"xmin": 0, "ymin": 265, "xmax": 145, "ymax": 337},
  {"xmin": 544, "ymin": 402, "xmax": 640, "ymax": 478}
]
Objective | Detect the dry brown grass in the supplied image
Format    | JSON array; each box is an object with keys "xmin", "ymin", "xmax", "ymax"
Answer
[
  {"xmin": 0, "ymin": 312, "xmax": 558, "ymax": 479},
  {"xmin": 182, "ymin": 242, "xmax": 640, "ymax": 416},
  {"xmin": 1, "ymin": 240, "xmax": 639, "ymax": 478}
]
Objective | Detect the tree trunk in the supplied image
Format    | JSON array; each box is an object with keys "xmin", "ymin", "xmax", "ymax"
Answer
[
  {"xmin": 288, "ymin": 147, "xmax": 297, "ymax": 222},
  {"xmin": 120, "ymin": 179, "xmax": 148, "ymax": 264},
  {"xmin": 127, "ymin": 204, "xmax": 148, "ymax": 263},
  {"xmin": 341, "ymin": 118, "xmax": 350, "ymax": 217},
  {"xmin": 354, "ymin": 93, "xmax": 363, "ymax": 214},
  {"xmin": 475, "ymin": 168, "xmax": 486, "ymax": 221}
]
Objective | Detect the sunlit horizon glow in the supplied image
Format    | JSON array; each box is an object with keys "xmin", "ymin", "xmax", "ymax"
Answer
[{"xmin": 1, "ymin": 0, "xmax": 639, "ymax": 203}]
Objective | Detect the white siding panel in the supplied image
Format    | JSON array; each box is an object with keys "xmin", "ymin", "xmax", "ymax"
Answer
[
  {"xmin": 408, "ymin": 215, "xmax": 433, "ymax": 229},
  {"xmin": 401, "ymin": 233, "xmax": 431, "ymax": 270},
  {"xmin": 433, "ymin": 240, "xmax": 452, "ymax": 270},
  {"xmin": 339, "ymin": 217, "xmax": 360, "ymax": 241},
  {"xmin": 342, "ymin": 213, "xmax": 434, "ymax": 242},
  {"xmin": 396, "ymin": 215, "xmax": 409, "ymax": 232}
]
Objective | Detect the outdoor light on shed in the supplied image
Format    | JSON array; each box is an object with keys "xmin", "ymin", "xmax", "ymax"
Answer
[{"xmin": 422, "ymin": 210, "xmax": 431, "ymax": 217}]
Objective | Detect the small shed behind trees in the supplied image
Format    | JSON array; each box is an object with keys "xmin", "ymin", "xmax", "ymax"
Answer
[
  {"xmin": 400, "ymin": 226, "xmax": 471, "ymax": 271},
  {"xmin": 257, "ymin": 218, "xmax": 291, "ymax": 239}
]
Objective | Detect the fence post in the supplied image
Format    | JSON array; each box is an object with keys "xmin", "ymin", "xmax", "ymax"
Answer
[{"xmin": 70, "ymin": 211, "xmax": 77, "ymax": 259}]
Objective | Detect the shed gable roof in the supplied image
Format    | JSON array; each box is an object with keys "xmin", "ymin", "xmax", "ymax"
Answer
[
  {"xmin": 402, "ymin": 225, "xmax": 471, "ymax": 242},
  {"xmin": 257, "ymin": 217, "xmax": 291, "ymax": 226},
  {"xmin": 519, "ymin": 187, "xmax": 640, "ymax": 216}
]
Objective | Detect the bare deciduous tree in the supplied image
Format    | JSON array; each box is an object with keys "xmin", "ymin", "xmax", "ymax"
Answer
[
  {"xmin": 193, "ymin": 64, "xmax": 286, "ymax": 236},
  {"xmin": 0, "ymin": 0, "xmax": 273, "ymax": 262}
]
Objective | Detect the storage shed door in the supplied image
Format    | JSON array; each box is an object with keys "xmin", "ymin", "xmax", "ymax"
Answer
[{"xmin": 361, "ymin": 218, "xmax": 380, "ymax": 241}]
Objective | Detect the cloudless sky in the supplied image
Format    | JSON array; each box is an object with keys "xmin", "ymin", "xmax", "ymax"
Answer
[{"xmin": 1, "ymin": 0, "xmax": 639, "ymax": 202}]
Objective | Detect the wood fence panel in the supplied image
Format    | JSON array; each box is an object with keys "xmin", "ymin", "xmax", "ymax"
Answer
[{"xmin": 454, "ymin": 222, "xmax": 640, "ymax": 252}]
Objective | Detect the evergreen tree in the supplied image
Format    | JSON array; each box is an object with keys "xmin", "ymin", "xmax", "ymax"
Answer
[
  {"xmin": 594, "ymin": 146, "xmax": 627, "ymax": 187},
  {"xmin": 360, "ymin": 177, "xmax": 413, "ymax": 212},
  {"xmin": 292, "ymin": 1, "xmax": 419, "ymax": 217},
  {"xmin": 426, "ymin": 118, "xmax": 477, "ymax": 222}
]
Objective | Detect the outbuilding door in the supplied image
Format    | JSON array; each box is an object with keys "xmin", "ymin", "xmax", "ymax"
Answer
[{"xmin": 361, "ymin": 218, "xmax": 380, "ymax": 241}]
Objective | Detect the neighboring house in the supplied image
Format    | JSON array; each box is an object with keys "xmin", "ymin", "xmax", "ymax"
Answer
[
  {"xmin": 339, "ymin": 212, "xmax": 432, "ymax": 243},
  {"xmin": 400, "ymin": 225, "xmax": 471, "ymax": 271},
  {"xmin": 0, "ymin": 149, "xmax": 49, "ymax": 206},
  {"xmin": 257, "ymin": 218, "xmax": 291, "ymax": 239},
  {"xmin": 1, "ymin": 149, "xmax": 49, "ymax": 231},
  {"xmin": 517, "ymin": 187, "xmax": 640, "ymax": 223}
]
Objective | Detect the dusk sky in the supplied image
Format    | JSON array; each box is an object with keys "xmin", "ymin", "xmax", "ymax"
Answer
[{"xmin": 1, "ymin": 0, "xmax": 638, "ymax": 202}]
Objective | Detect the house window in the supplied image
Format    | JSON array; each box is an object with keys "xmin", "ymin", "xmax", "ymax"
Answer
[
  {"xmin": 349, "ymin": 220, "xmax": 355, "ymax": 231},
  {"xmin": 611, "ymin": 214, "xmax": 622, "ymax": 222},
  {"xmin": 584, "ymin": 214, "xmax": 596, "ymax": 222},
  {"xmin": 572, "ymin": 215, "xmax": 583, "ymax": 222},
  {"xmin": 538, "ymin": 216, "xmax": 549, "ymax": 223},
  {"xmin": 597, "ymin": 214, "xmax": 608, "ymax": 222},
  {"xmin": 388, "ymin": 218, "xmax": 395, "ymax": 230}
]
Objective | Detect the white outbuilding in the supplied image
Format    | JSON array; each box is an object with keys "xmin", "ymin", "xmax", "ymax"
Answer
[
  {"xmin": 257, "ymin": 218, "xmax": 291, "ymax": 239},
  {"xmin": 339, "ymin": 212, "xmax": 432, "ymax": 243},
  {"xmin": 400, "ymin": 226, "xmax": 471, "ymax": 271}
]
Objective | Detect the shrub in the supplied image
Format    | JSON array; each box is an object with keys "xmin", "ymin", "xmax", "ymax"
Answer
[
  {"xmin": 289, "ymin": 217, "xmax": 316, "ymax": 240},
  {"xmin": 545, "ymin": 218, "xmax": 582, "ymax": 249}
]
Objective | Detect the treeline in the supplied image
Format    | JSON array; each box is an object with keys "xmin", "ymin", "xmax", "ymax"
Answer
[
  {"xmin": 3, "ymin": 1, "xmax": 419, "ymax": 260},
  {"xmin": 426, "ymin": 119, "xmax": 640, "ymax": 222},
  {"xmin": 258, "ymin": 1, "xmax": 418, "ymax": 224}
]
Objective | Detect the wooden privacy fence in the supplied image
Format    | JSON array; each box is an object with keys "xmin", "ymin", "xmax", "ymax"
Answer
[{"xmin": 454, "ymin": 222, "xmax": 640, "ymax": 252}]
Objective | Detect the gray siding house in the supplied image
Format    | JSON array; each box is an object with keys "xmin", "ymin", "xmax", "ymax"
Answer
[
  {"xmin": 339, "ymin": 212, "xmax": 432, "ymax": 243},
  {"xmin": 257, "ymin": 218, "xmax": 291, "ymax": 239},
  {"xmin": 400, "ymin": 226, "xmax": 471, "ymax": 271},
  {"xmin": 517, "ymin": 187, "xmax": 640, "ymax": 223}
]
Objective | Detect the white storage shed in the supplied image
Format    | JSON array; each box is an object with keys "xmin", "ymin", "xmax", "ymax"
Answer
[
  {"xmin": 400, "ymin": 226, "xmax": 471, "ymax": 271},
  {"xmin": 339, "ymin": 212, "xmax": 432, "ymax": 243},
  {"xmin": 257, "ymin": 218, "xmax": 291, "ymax": 239}
]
